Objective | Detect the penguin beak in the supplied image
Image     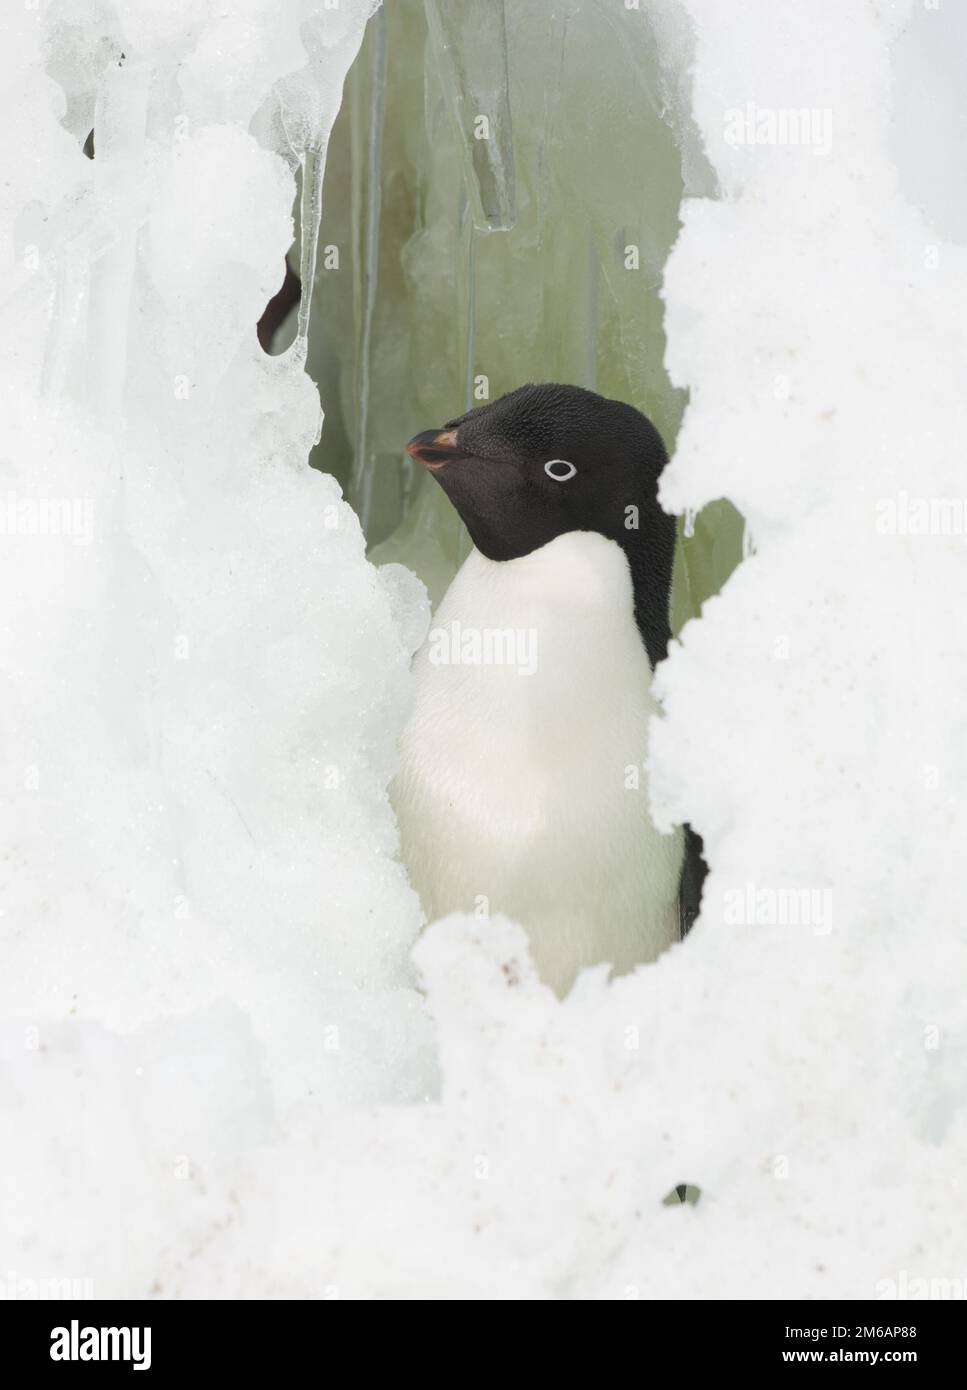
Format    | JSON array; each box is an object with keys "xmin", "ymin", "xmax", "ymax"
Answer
[{"xmin": 406, "ymin": 428, "xmax": 464, "ymax": 470}]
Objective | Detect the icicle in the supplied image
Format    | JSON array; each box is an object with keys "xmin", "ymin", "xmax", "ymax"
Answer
[
  {"xmin": 424, "ymin": 0, "xmax": 516, "ymax": 232},
  {"xmin": 348, "ymin": 4, "xmax": 388, "ymax": 529},
  {"xmin": 455, "ymin": 211, "xmax": 477, "ymax": 568},
  {"xmin": 463, "ymin": 221, "xmax": 477, "ymax": 412},
  {"xmin": 41, "ymin": 239, "xmax": 90, "ymax": 403},
  {"xmin": 85, "ymin": 59, "xmax": 150, "ymax": 418},
  {"xmin": 683, "ymin": 506, "xmax": 695, "ymax": 539},
  {"xmin": 585, "ymin": 232, "xmax": 599, "ymax": 390},
  {"xmin": 294, "ymin": 143, "xmax": 325, "ymax": 353}
]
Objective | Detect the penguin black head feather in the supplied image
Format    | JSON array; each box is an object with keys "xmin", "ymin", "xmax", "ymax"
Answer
[{"xmin": 407, "ymin": 383, "xmax": 676, "ymax": 666}]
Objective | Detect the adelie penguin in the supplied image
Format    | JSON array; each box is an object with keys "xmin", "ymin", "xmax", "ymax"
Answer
[{"xmin": 394, "ymin": 383, "xmax": 705, "ymax": 996}]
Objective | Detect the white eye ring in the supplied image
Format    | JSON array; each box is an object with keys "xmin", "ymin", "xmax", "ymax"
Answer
[{"xmin": 544, "ymin": 458, "xmax": 576, "ymax": 482}]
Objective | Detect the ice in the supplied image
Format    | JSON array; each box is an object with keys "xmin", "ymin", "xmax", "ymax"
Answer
[
  {"xmin": 3, "ymin": 0, "xmax": 966, "ymax": 1300},
  {"xmin": 1, "ymin": 0, "xmax": 434, "ymax": 1288},
  {"xmin": 652, "ymin": 0, "xmax": 967, "ymax": 1290},
  {"xmin": 345, "ymin": 4, "xmax": 388, "ymax": 530},
  {"xmin": 301, "ymin": 0, "xmax": 741, "ymax": 615},
  {"xmin": 423, "ymin": 0, "xmax": 516, "ymax": 233}
]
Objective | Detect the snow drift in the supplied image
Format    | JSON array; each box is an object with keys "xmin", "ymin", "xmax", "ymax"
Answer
[{"xmin": 1, "ymin": 0, "xmax": 965, "ymax": 1299}]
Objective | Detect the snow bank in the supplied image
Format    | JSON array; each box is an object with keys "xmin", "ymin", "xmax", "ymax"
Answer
[
  {"xmin": 2, "ymin": 0, "xmax": 964, "ymax": 1300},
  {"xmin": 1, "ymin": 0, "xmax": 435, "ymax": 1288}
]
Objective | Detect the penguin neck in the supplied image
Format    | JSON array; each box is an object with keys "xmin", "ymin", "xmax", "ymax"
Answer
[
  {"xmin": 457, "ymin": 502, "xmax": 675, "ymax": 669},
  {"xmin": 605, "ymin": 508, "xmax": 676, "ymax": 670}
]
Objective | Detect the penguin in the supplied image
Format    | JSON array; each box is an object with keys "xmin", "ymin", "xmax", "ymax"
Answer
[{"xmin": 393, "ymin": 383, "xmax": 705, "ymax": 996}]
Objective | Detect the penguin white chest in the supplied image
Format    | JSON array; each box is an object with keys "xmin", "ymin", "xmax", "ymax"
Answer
[{"xmin": 394, "ymin": 530, "xmax": 683, "ymax": 994}]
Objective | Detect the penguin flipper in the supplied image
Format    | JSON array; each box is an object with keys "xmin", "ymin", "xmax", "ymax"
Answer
[{"xmin": 679, "ymin": 824, "xmax": 706, "ymax": 939}]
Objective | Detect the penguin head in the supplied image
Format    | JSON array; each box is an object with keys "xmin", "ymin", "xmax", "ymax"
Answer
[{"xmin": 406, "ymin": 383, "xmax": 670, "ymax": 564}]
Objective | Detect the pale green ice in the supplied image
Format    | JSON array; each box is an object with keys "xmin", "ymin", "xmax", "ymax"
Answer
[{"xmin": 274, "ymin": 0, "xmax": 744, "ymax": 630}]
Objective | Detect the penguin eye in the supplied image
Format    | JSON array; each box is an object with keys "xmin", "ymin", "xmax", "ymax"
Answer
[{"xmin": 544, "ymin": 458, "xmax": 577, "ymax": 482}]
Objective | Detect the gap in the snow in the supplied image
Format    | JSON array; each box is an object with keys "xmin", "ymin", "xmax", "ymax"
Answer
[
  {"xmin": 257, "ymin": 257, "xmax": 300, "ymax": 353},
  {"xmin": 254, "ymin": 0, "xmax": 745, "ymax": 625},
  {"xmin": 664, "ymin": 1184, "xmax": 702, "ymax": 1206}
]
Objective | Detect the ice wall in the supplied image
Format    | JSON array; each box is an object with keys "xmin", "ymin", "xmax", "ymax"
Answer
[
  {"xmin": 281, "ymin": 0, "xmax": 743, "ymax": 624},
  {"xmin": 1, "ymin": 0, "xmax": 437, "ymax": 1293},
  {"xmin": 2, "ymin": 0, "xmax": 964, "ymax": 1300},
  {"xmin": 651, "ymin": 0, "xmax": 967, "ymax": 1290}
]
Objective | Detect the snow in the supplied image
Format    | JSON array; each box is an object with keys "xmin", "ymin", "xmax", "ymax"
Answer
[{"xmin": 1, "ymin": 0, "xmax": 965, "ymax": 1300}]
